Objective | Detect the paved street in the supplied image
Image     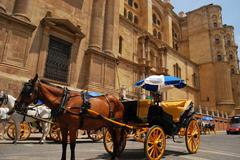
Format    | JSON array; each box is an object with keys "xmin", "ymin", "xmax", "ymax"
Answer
[{"xmin": 0, "ymin": 133, "xmax": 240, "ymax": 160}]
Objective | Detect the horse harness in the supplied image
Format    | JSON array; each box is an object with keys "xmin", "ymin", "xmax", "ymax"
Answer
[{"xmin": 51, "ymin": 88, "xmax": 114, "ymax": 127}]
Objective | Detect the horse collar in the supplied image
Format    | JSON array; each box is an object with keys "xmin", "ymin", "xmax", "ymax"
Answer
[{"xmin": 51, "ymin": 87, "xmax": 69, "ymax": 118}]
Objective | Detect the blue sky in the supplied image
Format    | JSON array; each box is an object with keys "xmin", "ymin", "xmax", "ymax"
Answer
[{"xmin": 171, "ymin": 0, "xmax": 240, "ymax": 58}]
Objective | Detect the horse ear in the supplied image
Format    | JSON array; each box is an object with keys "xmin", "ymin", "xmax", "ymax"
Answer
[{"xmin": 32, "ymin": 74, "xmax": 38, "ymax": 83}]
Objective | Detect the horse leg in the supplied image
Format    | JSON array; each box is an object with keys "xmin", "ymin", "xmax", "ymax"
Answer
[
  {"xmin": 110, "ymin": 127, "xmax": 122, "ymax": 160},
  {"xmin": 69, "ymin": 128, "xmax": 78, "ymax": 160},
  {"xmin": 13, "ymin": 121, "xmax": 20, "ymax": 144},
  {"xmin": 60, "ymin": 127, "xmax": 68, "ymax": 160},
  {"xmin": 39, "ymin": 122, "xmax": 50, "ymax": 144}
]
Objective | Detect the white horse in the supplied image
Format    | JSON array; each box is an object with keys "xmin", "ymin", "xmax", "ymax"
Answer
[{"xmin": 0, "ymin": 91, "xmax": 51, "ymax": 143}]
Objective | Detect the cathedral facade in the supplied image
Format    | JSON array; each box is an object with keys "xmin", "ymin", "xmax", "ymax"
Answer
[{"xmin": 0, "ymin": 0, "xmax": 239, "ymax": 117}]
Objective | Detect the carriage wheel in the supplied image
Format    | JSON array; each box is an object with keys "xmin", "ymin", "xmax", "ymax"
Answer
[
  {"xmin": 7, "ymin": 122, "xmax": 31, "ymax": 140},
  {"xmin": 49, "ymin": 124, "xmax": 79, "ymax": 142},
  {"xmin": 185, "ymin": 119, "xmax": 201, "ymax": 154},
  {"xmin": 144, "ymin": 125, "xmax": 166, "ymax": 160},
  {"xmin": 134, "ymin": 128, "xmax": 147, "ymax": 143},
  {"xmin": 103, "ymin": 129, "xmax": 127, "ymax": 156},
  {"xmin": 49, "ymin": 123, "xmax": 62, "ymax": 142},
  {"xmin": 87, "ymin": 129, "xmax": 103, "ymax": 142}
]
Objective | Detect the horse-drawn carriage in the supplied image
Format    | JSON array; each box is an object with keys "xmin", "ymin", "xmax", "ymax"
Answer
[
  {"xmin": 13, "ymin": 74, "xmax": 200, "ymax": 160},
  {"xmin": 102, "ymin": 75, "xmax": 201, "ymax": 159}
]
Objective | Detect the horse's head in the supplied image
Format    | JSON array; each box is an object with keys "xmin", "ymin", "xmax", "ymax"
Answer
[
  {"xmin": 14, "ymin": 74, "xmax": 39, "ymax": 111},
  {"xmin": 0, "ymin": 91, "xmax": 8, "ymax": 106}
]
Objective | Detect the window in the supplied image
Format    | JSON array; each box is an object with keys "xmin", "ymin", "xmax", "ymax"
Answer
[
  {"xmin": 134, "ymin": 15, "xmax": 138, "ymax": 24},
  {"xmin": 133, "ymin": 2, "xmax": 138, "ymax": 9},
  {"xmin": 44, "ymin": 36, "xmax": 72, "ymax": 83},
  {"xmin": 119, "ymin": 36, "xmax": 123, "ymax": 54},
  {"xmin": 231, "ymin": 68, "xmax": 235, "ymax": 74},
  {"xmin": 229, "ymin": 54, "xmax": 233, "ymax": 60},
  {"xmin": 128, "ymin": 0, "xmax": 133, "ymax": 6},
  {"xmin": 157, "ymin": 20, "xmax": 160, "ymax": 26},
  {"xmin": 173, "ymin": 63, "xmax": 181, "ymax": 78},
  {"xmin": 227, "ymin": 40, "xmax": 231, "ymax": 47},
  {"xmin": 212, "ymin": 15, "xmax": 218, "ymax": 27},
  {"xmin": 217, "ymin": 55, "xmax": 222, "ymax": 61},
  {"xmin": 124, "ymin": 8, "xmax": 127, "ymax": 17},
  {"xmin": 175, "ymin": 43, "xmax": 178, "ymax": 51},
  {"xmin": 128, "ymin": 11, "xmax": 133, "ymax": 21},
  {"xmin": 215, "ymin": 35, "xmax": 220, "ymax": 44},
  {"xmin": 157, "ymin": 32, "xmax": 161, "ymax": 40},
  {"xmin": 192, "ymin": 73, "xmax": 197, "ymax": 87}
]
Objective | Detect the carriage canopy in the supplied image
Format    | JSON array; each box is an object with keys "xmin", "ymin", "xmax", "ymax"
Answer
[{"xmin": 134, "ymin": 75, "xmax": 186, "ymax": 92}]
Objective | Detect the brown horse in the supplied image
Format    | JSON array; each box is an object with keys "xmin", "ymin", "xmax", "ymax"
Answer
[{"xmin": 14, "ymin": 74, "xmax": 125, "ymax": 160}]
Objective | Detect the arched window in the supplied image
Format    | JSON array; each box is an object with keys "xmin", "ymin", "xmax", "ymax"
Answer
[
  {"xmin": 128, "ymin": 11, "xmax": 133, "ymax": 21},
  {"xmin": 134, "ymin": 15, "xmax": 138, "ymax": 24},
  {"xmin": 128, "ymin": 0, "xmax": 133, "ymax": 6},
  {"xmin": 229, "ymin": 54, "xmax": 233, "ymax": 60},
  {"xmin": 133, "ymin": 2, "xmax": 138, "ymax": 9},
  {"xmin": 157, "ymin": 19, "xmax": 160, "ymax": 26}
]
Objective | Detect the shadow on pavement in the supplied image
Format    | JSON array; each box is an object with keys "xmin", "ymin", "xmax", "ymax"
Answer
[{"xmin": 84, "ymin": 148, "xmax": 189, "ymax": 160}]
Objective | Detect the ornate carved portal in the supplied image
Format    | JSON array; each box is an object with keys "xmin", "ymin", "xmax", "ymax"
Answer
[{"xmin": 38, "ymin": 17, "xmax": 84, "ymax": 86}]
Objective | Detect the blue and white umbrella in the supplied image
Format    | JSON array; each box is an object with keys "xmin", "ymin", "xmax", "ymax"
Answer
[
  {"xmin": 201, "ymin": 116, "xmax": 213, "ymax": 121},
  {"xmin": 135, "ymin": 75, "xmax": 186, "ymax": 92}
]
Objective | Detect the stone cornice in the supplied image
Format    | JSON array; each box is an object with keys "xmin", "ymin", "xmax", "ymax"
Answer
[
  {"xmin": 0, "ymin": 11, "xmax": 36, "ymax": 31},
  {"xmin": 41, "ymin": 17, "xmax": 85, "ymax": 39},
  {"xmin": 85, "ymin": 48, "xmax": 118, "ymax": 62}
]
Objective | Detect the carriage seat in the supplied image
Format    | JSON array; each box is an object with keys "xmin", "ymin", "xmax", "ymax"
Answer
[{"xmin": 160, "ymin": 100, "xmax": 192, "ymax": 123}]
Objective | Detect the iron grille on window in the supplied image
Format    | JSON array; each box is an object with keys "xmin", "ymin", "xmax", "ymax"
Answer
[{"xmin": 44, "ymin": 36, "xmax": 72, "ymax": 83}]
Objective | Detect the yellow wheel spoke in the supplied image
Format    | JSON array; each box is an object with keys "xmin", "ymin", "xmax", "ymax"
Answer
[{"xmin": 147, "ymin": 145, "xmax": 154, "ymax": 152}]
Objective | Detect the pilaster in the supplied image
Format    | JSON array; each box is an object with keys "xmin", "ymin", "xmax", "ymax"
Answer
[
  {"xmin": 103, "ymin": 0, "xmax": 120, "ymax": 56},
  {"xmin": 0, "ymin": 0, "xmax": 7, "ymax": 13},
  {"xmin": 89, "ymin": 0, "xmax": 106, "ymax": 51},
  {"xmin": 13, "ymin": 0, "xmax": 32, "ymax": 22}
]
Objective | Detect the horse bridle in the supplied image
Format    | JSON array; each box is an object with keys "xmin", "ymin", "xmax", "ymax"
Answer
[
  {"xmin": 0, "ymin": 93, "xmax": 8, "ymax": 106},
  {"xmin": 15, "ymin": 80, "xmax": 39, "ymax": 112}
]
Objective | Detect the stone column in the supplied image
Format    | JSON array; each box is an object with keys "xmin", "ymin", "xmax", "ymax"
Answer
[
  {"xmin": 103, "ymin": 0, "xmax": 119, "ymax": 55},
  {"xmin": 0, "ymin": 0, "xmax": 7, "ymax": 13},
  {"xmin": 13, "ymin": 0, "xmax": 32, "ymax": 22},
  {"xmin": 89, "ymin": 0, "xmax": 106, "ymax": 51},
  {"xmin": 163, "ymin": 15, "xmax": 173, "ymax": 47}
]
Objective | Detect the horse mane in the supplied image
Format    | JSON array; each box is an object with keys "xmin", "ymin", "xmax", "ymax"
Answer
[{"xmin": 40, "ymin": 79, "xmax": 63, "ymax": 89}]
